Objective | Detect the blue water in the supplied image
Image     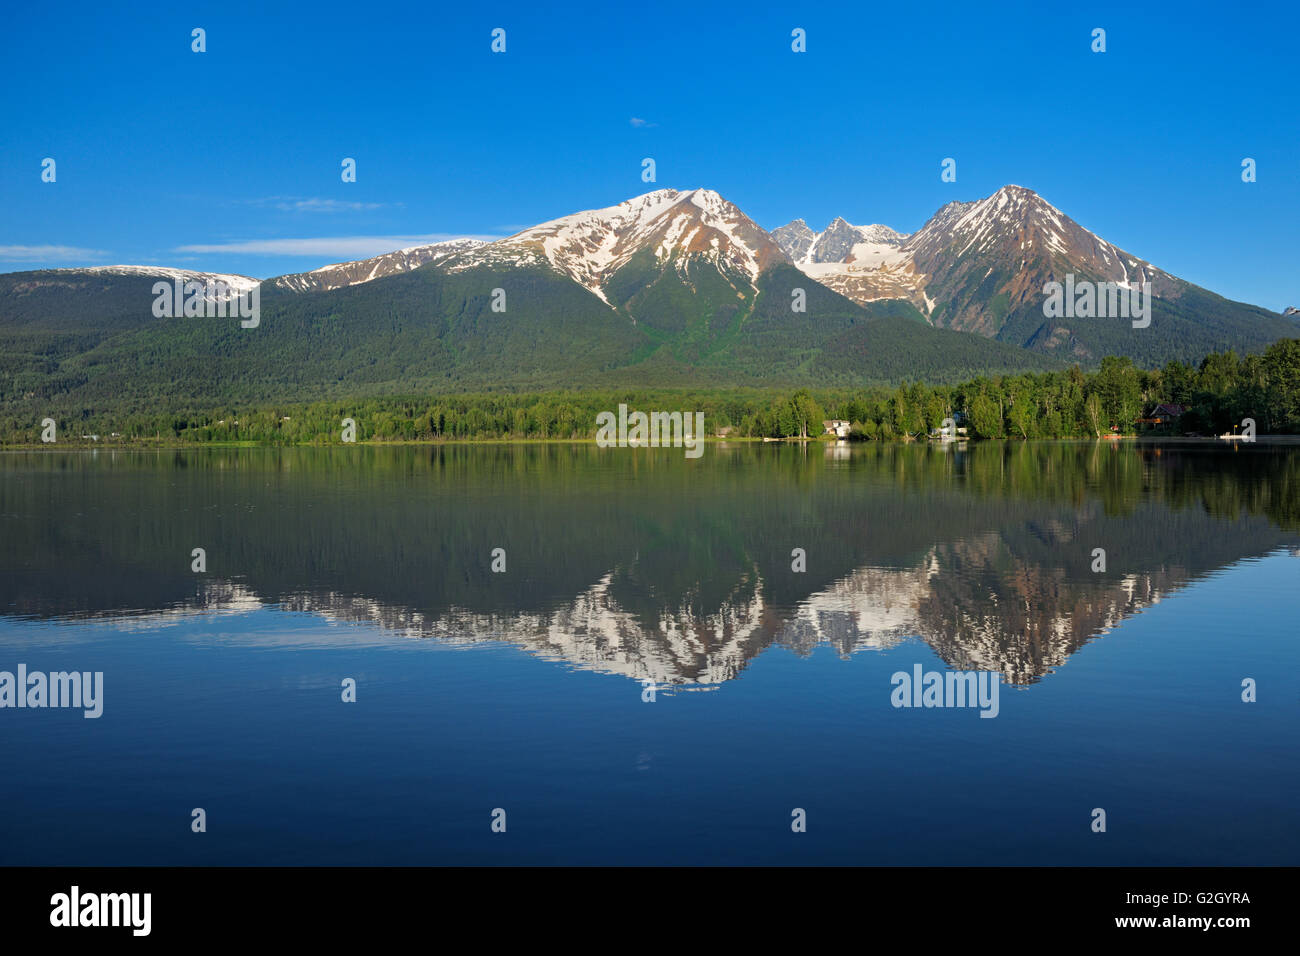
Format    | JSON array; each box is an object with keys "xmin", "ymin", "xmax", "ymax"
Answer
[{"xmin": 1, "ymin": 443, "xmax": 1296, "ymax": 864}]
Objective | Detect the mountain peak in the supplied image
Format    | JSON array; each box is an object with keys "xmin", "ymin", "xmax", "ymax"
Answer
[
  {"xmin": 771, "ymin": 219, "xmax": 818, "ymax": 262},
  {"xmin": 687, "ymin": 187, "xmax": 738, "ymax": 217},
  {"xmin": 447, "ymin": 186, "xmax": 785, "ymax": 302},
  {"xmin": 985, "ymin": 185, "xmax": 1073, "ymax": 224},
  {"xmin": 898, "ymin": 184, "xmax": 1177, "ymax": 340},
  {"xmin": 772, "ymin": 215, "xmax": 907, "ymax": 268},
  {"xmin": 621, "ymin": 187, "xmax": 731, "ymax": 213}
]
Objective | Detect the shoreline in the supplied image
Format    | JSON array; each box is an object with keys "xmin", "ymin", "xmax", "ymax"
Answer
[{"xmin": 5, "ymin": 435, "xmax": 1300, "ymax": 452}]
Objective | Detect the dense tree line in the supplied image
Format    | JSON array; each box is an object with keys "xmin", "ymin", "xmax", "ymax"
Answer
[
  {"xmin": 752, "ymin": 339, "xmax": 1300, "ymax": 440},
  {"xmin": 3, "ymin": 340, "xmax": 1298, "ymax": 445}
]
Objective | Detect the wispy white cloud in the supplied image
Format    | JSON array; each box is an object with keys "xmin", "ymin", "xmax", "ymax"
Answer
[
  {"xmin": 175, "ymin": 234, "xmax": 500, "ymax": 257},
  {"xmin": 0, "ymin": 244, "xmax": 109, "ymax": 261},
  {"xmin": 629, "ymin": 117, "xmax": 657, "ymax": 128},
  {"xmin": 238, "ymin": 196, "xmax": 397, "ymax": 213},
  {"xmin": 281, "ymin": 198, "xmax": 386, "ymax": 213}
]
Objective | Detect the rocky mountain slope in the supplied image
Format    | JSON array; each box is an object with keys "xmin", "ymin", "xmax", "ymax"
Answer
[{"xmin": 774, "ymin": 185, "xmax": 1290, "ymax": 363}]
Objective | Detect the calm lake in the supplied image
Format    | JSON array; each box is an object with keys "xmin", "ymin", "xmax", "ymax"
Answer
[{"xmin": 1, "ymin": 441, "xmax": 1297, "ymax": 865}]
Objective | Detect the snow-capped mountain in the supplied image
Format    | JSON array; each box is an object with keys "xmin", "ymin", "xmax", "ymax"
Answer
[
  {"xmin": 2, "ymin": 184, "xmax": 1291, "ymax": 381},
  {"xmin": 774, "ymin": 217, "xmax": 909, "ymax": 266},
  {"xmin": 270, "ymin": 238, "xmax": 486, "ymax": 293},
  {"xmin": 770, "ymin": 184, "xmax": 1263, "ymax": 357},
  {"xmin": 444, "ymin": 188, "xmax": 788, "ymax": 304},
  {"xmin": 772, "ymin": 217, "xmax": 921, "ymax": 307},
  {"xmin": 902, "ymin": 185, "xmax": 1175, "ymax": 338},
  {"xmin": 77, "ymin": 265, "xmax": 260, "ymax": 293}
]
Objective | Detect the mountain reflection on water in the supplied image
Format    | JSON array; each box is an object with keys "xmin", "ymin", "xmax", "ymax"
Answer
[{"xmin": 3, "ymin": 440, "xmax": 1297, "ymax": 687}]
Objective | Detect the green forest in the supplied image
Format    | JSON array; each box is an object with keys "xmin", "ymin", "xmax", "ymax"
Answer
[{"xmin": 5, "ymin": 339, "xmax": 1299, "ymax": 445}]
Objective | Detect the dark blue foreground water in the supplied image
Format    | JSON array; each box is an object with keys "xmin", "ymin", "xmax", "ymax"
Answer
[{"xmin": 1, "ymin": 442, "xmax": 1296, "ymax": 864}]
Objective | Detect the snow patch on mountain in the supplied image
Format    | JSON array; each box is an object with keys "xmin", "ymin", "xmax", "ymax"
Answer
[
  {"xmin": 271, "ymin": 238, "xmax": 486, "ymax": 293},
  {"xmin": 909, "ymin": 185, "xmax": 1171, "ymax": 286},
  {"xmin": 770, "ymin": 186, "xmax": 1184, "ymax": 322},
  {"xmin": 774, "ymin": 215, "xmax": 924, "ymax": 311},
  {"xmin": 776, "ymin": 216, "xmax": 909, "ymax": 267},
  {"xmin": 75, "ymin": 265, "xmax": 261, "ymax": 292},
  {"xmin": 448, "ymin": 188, "xmax": 786, "ymax": 303}
]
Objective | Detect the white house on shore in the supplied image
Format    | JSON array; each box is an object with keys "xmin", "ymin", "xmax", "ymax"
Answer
[
  {"xmin": 822, "ymin": 419, "xmax": 851, "ymax": 439},
  {"xmin": 929, "ymin": 422, "xmax": 969, "ymax": 440}
]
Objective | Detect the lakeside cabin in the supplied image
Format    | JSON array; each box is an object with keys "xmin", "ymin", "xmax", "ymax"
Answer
[
  {"xmin": 1136, "ymin": 403, "xmax": 1186, "ymax": 427},
  {"xmin": 822, "ymin": 419, "xmax": 851, "ymax": 439}
]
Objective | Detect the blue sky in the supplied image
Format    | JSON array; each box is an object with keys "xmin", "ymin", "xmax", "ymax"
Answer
[{"xmin": 2, "ymin": 0, "xmax": 1296, "ymax": 309}]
